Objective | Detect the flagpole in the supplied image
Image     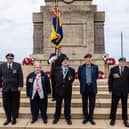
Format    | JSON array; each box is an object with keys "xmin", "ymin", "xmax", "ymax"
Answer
[
  {"xmin": 55, "ymin": 0, "xmax": 59, "ymax": 32},
  {"xmin": 121, "ymin": 32, "xmax": 123, "ymax": 57},
  {"xmin": 55, "ymin": 0, "xmax": 58, "ymax": 7}
]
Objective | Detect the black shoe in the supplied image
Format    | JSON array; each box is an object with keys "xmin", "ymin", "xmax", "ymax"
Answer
[
  {"xmin": 52, "ymin": 98, "xmax": 55, "ymax": 101},
  {"xmin": 124, "ymin": 120, "xmax": 129, "ymax": 127},
  {"xmin": 31, "ymin": 119, "xmax": 37, "ymax": 124},
  {"xmin": 82, "ymin": 119, "xmax": 89, "ymax": 124},
  {"xmin": 66, "ymin": 119, "xmax": 72, "ymax": 125},
  {"xmin": 89, "ymin": 119, "xmax": 96, "ymax": 125},
  {"xmin": 43, "ymin": 119, "xmax": 48, "ymax": 124},
  {"xmin": 11, "ymin": 120, "xmax": 16, "ymax": 125},
  {"xmin": 110, "ymin": 119, "xmax": 115, "ymax": 126},
  {"xmin": 3, "ymin": 120, "xmax": 11, "ymax": 125},
  {"xmin": 53, "ymin": 119, "xmax": 59, "ymax": 124}
]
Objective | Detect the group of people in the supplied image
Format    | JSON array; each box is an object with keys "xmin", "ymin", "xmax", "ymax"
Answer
[{"xmin": 0, "ymin": 49, "xmax": 129, "ymax": 128}]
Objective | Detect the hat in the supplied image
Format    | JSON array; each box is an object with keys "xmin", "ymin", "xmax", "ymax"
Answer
[
  {"xmin": 118, "ymin": 57, "xmax": 126, "ymax": 62},
  {"xmin": 62, "ymin": 56, "xmax": 69, "ymax": 62},
  {"xmin": 5, "ymin": 53, "xmax": 14, "ymax": 58},
  {"xmin": 84, "ymin": 53, "xmax": 92, "ymax": 58}
]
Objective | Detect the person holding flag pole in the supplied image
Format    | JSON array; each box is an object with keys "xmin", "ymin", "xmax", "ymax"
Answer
[{"xmin": 48, "ymin": 0, "xmax": 67, "ymax": 101}]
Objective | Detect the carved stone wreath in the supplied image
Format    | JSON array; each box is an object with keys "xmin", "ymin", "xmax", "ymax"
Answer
[{"xmin": 64, "ymin": 0, "xmax": 74, "ymax": 4}]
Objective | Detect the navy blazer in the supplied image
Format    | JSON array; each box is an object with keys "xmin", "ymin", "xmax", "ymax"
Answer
[
  {"xmin": 78, "ymin": 64, "xmax": 98, "ymax": 95},
  {"xmin": 26, "ymin": 71, "xmax": 51, "ymax": 98}
]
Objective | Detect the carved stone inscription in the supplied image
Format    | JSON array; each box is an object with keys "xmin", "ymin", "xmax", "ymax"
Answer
[{"xmin": 63, "ymin": 24, "xmax": 86, "ymax": 46}]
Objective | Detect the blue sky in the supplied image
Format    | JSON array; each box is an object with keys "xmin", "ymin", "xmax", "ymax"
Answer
[{"xmin": 0, "ymin": 0, "xmax": 129, "ymax": 62}]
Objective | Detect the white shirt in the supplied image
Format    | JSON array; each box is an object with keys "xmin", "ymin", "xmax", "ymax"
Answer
[
  {"xmin": 119, "ymin": 66, "xmax": 124, "ymax": 75},
  {"xmin": 31, "ymin": 73, "xmax": 44, "ymax": 100},
  {"xmin": 7, "ymin": 63, "xmax": 13, "ymax": 69}
]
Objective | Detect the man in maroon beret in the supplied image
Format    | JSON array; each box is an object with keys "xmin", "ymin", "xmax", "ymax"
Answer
[
  {"xmin": 84, "ymin": 53, "xmax": 92, "ymax": 58},
  {"xmin": 78, "ymin": 53, "xmax": 98, "ymax": 125}
]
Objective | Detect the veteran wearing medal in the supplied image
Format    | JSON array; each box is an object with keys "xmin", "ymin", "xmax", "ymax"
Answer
[
  {"xmin": 26, "ymin": 63, "xmax": 51, "ymax": 124},
  {"xmin": 108, "ymin": 57, "xmax": 129, "ymax": 127},
  {"xmin": 0, "ymin": 53, "xmax": 23, "ymax": 125},
  {"xmin": 47, "ymin": 47, "xmax": 66, "ymax": 101},
  {"xmin": 53, "ymin": 56, "xmax": 75, "ymax": 125}
]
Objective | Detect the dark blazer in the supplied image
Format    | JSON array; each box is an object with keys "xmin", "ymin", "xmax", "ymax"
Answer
[
  {"xmin": 54, "ymin": 67, "xmax": 75, "ymax": 97},
  {"xmin": 0, "ymin": 62, "xmax": 23, "ymax": 91},
  {"xmin": 48, "ymin": 53, "xmax": 66, "ymax": 76},
  {"xmin": 26, "ymin": 71, "xmax": 51, "ymax": 98},
  {"xmin": 108, "ymin": 65, "xmax": 129, "ymax": 96},
  {"xmin": 78, "ymin": 64, "xmax": 99, "ymax": 95}
]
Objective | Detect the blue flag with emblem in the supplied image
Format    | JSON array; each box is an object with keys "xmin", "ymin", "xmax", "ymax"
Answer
[{"xmin": 50, "ymin": 0, "xmax": 63, "ymax": 48}]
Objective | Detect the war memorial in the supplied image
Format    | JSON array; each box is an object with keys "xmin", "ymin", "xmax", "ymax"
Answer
[{"xmin": 0, "ymin": 0, "xmax": 127, "ymax": 129}]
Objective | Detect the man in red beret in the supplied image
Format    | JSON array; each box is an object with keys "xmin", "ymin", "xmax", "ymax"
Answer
[{"xmin": 78, "ymin": 53, "xmax": 98, "ymax": 125}]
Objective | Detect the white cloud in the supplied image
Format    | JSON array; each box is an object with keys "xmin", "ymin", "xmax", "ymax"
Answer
[
  {"xmin": 0, "ymin": 0, "xmax": 44, "ymax": 62},
  {"xmin": 0, "ymin": 0, "xmax": 129, "ymax": 62},
  {"xmin": 93, "ymin": 0, "xmax": 129, "ymax": 61}
]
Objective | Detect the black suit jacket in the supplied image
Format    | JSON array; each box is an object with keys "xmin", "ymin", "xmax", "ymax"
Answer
[
  {"xmin": 54, "ymin": 66, "xmax": 75, "ymax": 97},
  {"xmin": 0, "ymin": 62, "xmax": 23, "ymax": 91},
  {"xmin": 48, "ymin": 53, "xmax": 66, "ymax": 76},
  {"xmin": 108, "ymin": 65, "xmax": 129, "ymax": 96}
]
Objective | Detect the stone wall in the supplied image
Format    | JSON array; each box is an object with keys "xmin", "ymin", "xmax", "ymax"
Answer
[{"xmin": 33, "ymin": 0, "xmax": 105, "ymax": 58}]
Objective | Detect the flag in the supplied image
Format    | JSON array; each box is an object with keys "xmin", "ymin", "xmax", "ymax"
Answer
[{"xmin": 50, "ymin": 1, "xmax": 63, "ymax": 48}]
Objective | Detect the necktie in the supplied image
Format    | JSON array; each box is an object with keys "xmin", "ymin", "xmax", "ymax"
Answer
[
  {"xmin": 8, "ymin": 64, "xmax": 11, "ymax": 70},
  {"xmin": 63, "ymin": 68, "xmax": 67, "ymax": 79},
  {"xmin": 120, "ymin": 67, "xmax": 124, "ymax": 75}
]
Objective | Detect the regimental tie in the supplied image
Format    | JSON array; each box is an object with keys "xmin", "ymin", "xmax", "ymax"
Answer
[{"xmin": 63, "ymin": 68, "xmax": 68, "ymax": 79}]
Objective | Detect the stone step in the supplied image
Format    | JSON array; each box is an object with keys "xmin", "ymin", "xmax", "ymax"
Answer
[
  {"xmin": 0, "ymin": 107, "xmax": 128, "ymax": 119},
  {"xmin": 0, "ymin": 118, "xmax": 127, "ymax": 129},
  {"xmin": 73, "ymin": 79, "xmax": 108, "ymax": 85},
  {"xmin": 0, "ymin": 98, "xmax": 126, "ymax": 108},
  {"xmin": 23, "ymin": 79, "xmax": 108, "ymax": 86},
  {"xmin": 0, "ymin": 91, "xmax": 111, "ymax": 99},
  {"xmin": 20, "ymin": 85, "xmax": 108, "ymax": 92}
]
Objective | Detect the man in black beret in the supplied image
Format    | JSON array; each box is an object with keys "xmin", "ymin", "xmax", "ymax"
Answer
[
  {"xmin": 0, "ymin": 53, "xmax": 23, "ymax": 125},
  {"xmin": 52, "ymin": 56, "xmax": 75, "ymax": 125},
  {"xmin": 108, "ymin": 57, "xmax": 129, "ymax": 127}
]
